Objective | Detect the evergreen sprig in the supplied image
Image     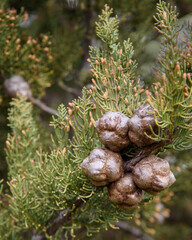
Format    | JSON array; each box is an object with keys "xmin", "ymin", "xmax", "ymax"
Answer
[
  {"xmin": 2, "ymin": 1, "xmax": 192, "ymax": 239},
  {"xmin": 146, "ymin": 1, "xmax": 192, "ymax": 151},
  {"xmin": 89, "ymin": 5, "xmax": 144, "ymax": 117},
  {"xmin": 0, "ymin": 7, "xmax": 53, "ymax": 101}
]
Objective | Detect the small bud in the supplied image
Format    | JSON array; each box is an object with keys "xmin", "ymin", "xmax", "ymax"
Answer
[
  {"xmin": 65, "ymin": 126, "xmax": 70, "ymax": 132},
  {"xmin": 176, "ymin": 62, "xmax": 180, "ymax": 72},
  {"xmin": 162, "ymin": 74, "xmax": 167, "ymax": 82},
  {"xmin": 16, "ymin": 38, "xmax": 21, "ymax": 44},
  {"xmin": 103, "ymin": 91, "xmax": 108, "ymax": 100},
  {"xmin": 183, "ymin": 73, "xmax": 187, "ymax": 80},
  {"xmin": 92, "ymin": 104, "xmax": 96, "ymax": 110},
  {"xmin": 69, "ymin": 102, "xmax": 75, "ymax": 108},
  {"xmin": 145, "ymin": 90, "xmax": 150, "ymax": 96},
  {"xmin": 89, "ymin": 121, "xmax": 93, "ymax": 128},
  {"xmin": 92, "ymin": 78, "xmax": 96, "ymax": 84},
  {"xmin": 187, "ymin": 73, "xmax": 191, "ymax": 80},
  {"xmin": 68, "ymin": 109, "xmax": 73, "ymax": 115}
]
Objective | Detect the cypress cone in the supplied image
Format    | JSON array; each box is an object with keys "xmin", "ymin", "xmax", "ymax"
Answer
[
  {"xmin": 80, "ymin": 148, "xmax": 123, "ymax": 186},
  {"xmin": 3, "ymin": 75, "xmax": 32, "ymax": 99},
  {"xmin": 132, "ymin": 155, "xmax": 176, "ymax": 195},
  {"xmin": 128, "ymin": 105, "xmax": 158, "ymax": 147},
  {"xmin": 108, "ymin": 173, "xmax": 143, "ymax": 209},
  {"xmin": 96, "ymin": 111, "xmax": 130, "ymax": 152}
]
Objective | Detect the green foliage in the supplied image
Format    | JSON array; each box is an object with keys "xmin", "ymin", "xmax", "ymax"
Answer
[
  {"xmin": 0, "ymin": 7, "xmax": 53, "ymax": 101},
  {"xmin": 89, "ymin": 5, "xmax": 144, "ymax": 116},
  {"xmin": 6, "ymin": 97, "xmax": 40, "ymax": 177},
  {"xmin": 1, "ymin": 1, "xmax": 192, "ymax": 239},
  {"xmin": 4, "ymin": 98, "xmax": 53, "ymax": 233},
  {"xmin": 1, "ymin": 94, "xmax": 134, "ymax": 239},
  {"xmin": 145, "ymin": 1, "xmax": 192, "ymax": 151}
]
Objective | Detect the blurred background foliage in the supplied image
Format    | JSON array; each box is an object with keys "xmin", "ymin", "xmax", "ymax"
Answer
[{"xmin": 0, "ymin": 0, "xmax": 192, "ymax": 239}]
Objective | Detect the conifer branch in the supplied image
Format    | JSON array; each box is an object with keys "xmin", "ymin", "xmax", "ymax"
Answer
[{"xmin": 2, "ymin": 2, "xmax": 191, "ymax": 239}]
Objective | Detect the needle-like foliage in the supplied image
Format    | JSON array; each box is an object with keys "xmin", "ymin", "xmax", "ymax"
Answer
[{"xmin": 1, "ymin": 1, "xmax": 192, "ymax": 239}]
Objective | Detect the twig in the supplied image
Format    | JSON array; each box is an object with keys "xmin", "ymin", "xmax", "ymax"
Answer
[
  {"xmin": 46, "ymin": 199, "xmax": 83, "ymax": 236},
  {"xmin": 0, "ymin": 73, "xmax": 6, "ymax": 81},
  {"xmin": 31, "ymin": 235, "xmax": 47, "ymax": 240},
  {"xmin": 123, "ymin": 140, "xmax": 172, "ymax": 172},
  {"xmin": 29, "ymin": 97, "xmax": 58, "ymax": 116},
  {"xmin": 58, "ymin": 82, "xmax": 80, "ymax": 97},
  {"xmin": 115, "ymin": 221, "xmax": 153, "ymax": 240},
  {"xmin": 31, "ymin": 231, "xmax": 47, "ymax": 240}
]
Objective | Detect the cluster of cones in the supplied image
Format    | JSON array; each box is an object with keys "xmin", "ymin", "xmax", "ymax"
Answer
[{"xmin": 80, "ymin": 105, "xmax": 175, "ymax": 209}]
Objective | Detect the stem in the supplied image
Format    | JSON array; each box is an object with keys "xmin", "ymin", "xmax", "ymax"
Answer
[
  {"xmin": 123, "ymin": 140, "xmax": 172, "ymax": 172},
  {"xmin": 115, "ymin": 221, "xmax": 153, "ymax": 240},
  {"xmin": 46, "ymin": 199, "xmax": 83, "ymax": 236},
  {"xmin": 58, "ymin": 82, "xmax": 80, "ymax": 97},
  {"xmin": 0, "ymin": 73, "xmax": 6, "ymax": 81},
  {"xmin": 29, "ymin": 97, "xmax": 58, "ymax": 116},
  {"xmin": 31, "ymin": 234, "xmax": 47, "ymax": 240}
]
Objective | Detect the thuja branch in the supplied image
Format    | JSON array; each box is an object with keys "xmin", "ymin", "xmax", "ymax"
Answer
[{"xmin": 123, "ymin": 140, "xmax": 172, "ymax": 172}]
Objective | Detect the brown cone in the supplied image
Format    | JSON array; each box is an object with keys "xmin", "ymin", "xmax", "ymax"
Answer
[
  {"xmin": 80, "ymin": 148, "xmax": 123, "ymax": 186},
  {"xmin": 96, "ymin": 111, "xmax": 130, "ymax": 152},
  {"xmin": 128, "ymin": 105, "xmax": 158, "ymax": 147},
  {"xmin": 132, "ymin": 155, "xmax": 176, "ymax": 195},
  {"xmin": 3, "ymin": 75, "xmax": 32, "ymax": 99},
  {"xmin": 108, "ymin": 173, "xmax": 143, "ymax": 208}
]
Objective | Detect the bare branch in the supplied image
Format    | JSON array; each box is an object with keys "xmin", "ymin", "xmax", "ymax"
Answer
[
  {"xmin": 46, "ymin": 199, "xmax": 83, "ymax": 236},
  {"xmin": 31, "ymin": 231, "xmax": 47, "ymax": 240},
  {"xmin": 58, "ymin": 82, "xmax": 80, "ymax": 97},
  {"xmin": 115, "ymin": 221, "xmax": 153, "ymax": 240},
  {"xmin": 29, "ymin": 97, "xmax": 58, "ymax": 116}
]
